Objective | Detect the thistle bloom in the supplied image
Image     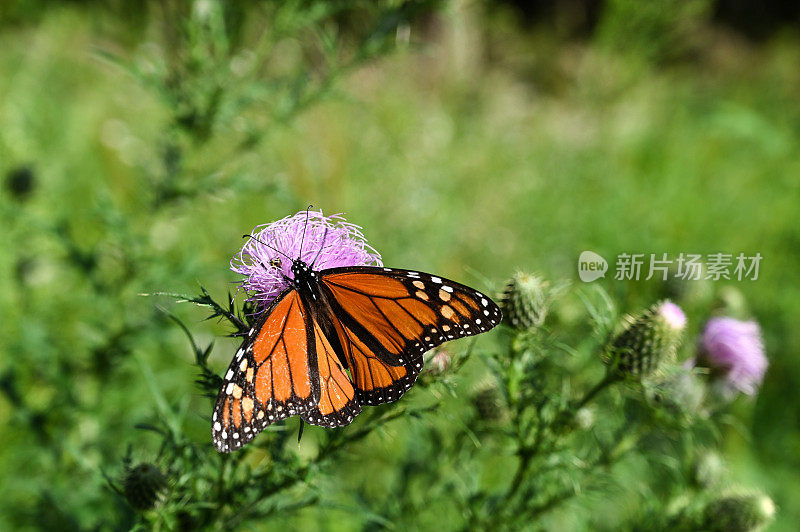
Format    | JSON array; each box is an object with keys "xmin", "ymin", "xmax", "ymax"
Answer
[
  {"xmin": 696, "ymin": 317, "xmax": 767, "ymax": 396},
  {"xmin": 231, "ymin": 210, "xmax": 382, "ymax": 307},
  {"xmin": 660, "ymin": 301, "xmax": 688, "ymax": 331}
]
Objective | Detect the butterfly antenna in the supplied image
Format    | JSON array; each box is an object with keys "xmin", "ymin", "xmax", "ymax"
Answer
[
  {"xmin": 310, "ymin": 226, "xmax": 330, "ymax": 268},
  {"xmin": 242, "ymin": 234, "xmax": 291, "ymax": 261},
  {"xmin": 298, "ymin": 204, "xmax": 313, "ymax": 261}
]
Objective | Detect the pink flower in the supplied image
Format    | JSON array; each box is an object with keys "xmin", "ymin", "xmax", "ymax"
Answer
[
  {"xmin": 696, "ymin": 317, "xmax": 768, "ymax": 395},
  {"xmin": 660, "ymin": 301, "xmax": 688, "ymax": 331},
  {"xmin": 231, "ymin": 210, "xmax": 382, "ymax": 307}
]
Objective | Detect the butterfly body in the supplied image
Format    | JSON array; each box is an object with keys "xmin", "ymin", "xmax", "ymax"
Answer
[
  {"xmin": 212, "ymin": 258, "xmax": 501, "ymax": 452},
  {"xmin": 288, "ymin": 259, "xmax": 354, "ymax": 371}
]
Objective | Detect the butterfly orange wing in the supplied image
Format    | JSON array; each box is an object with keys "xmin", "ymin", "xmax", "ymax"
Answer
[
  {"xmin": 212, "ymin": 290, "xmax": 320, "ymax": 452},
  {"xmin": 320, "ymin": 267, "xmax": 502, "ymax": 406},
  {"xmin": 299, "ymin": 317, "xmax": 362, "ymax": 427}
]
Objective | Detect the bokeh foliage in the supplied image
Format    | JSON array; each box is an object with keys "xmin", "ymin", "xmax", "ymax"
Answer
[{"xmin": 1, "ymin": 0, "xmax": 798, "ymax": 529}]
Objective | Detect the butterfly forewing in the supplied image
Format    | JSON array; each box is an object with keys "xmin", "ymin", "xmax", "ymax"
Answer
[
  {"xmin": 320, "ymin": 266, "xmax": 503, "ymax": 406},
  {"xmin": 300, "ymin": 318, "xmax": 362, "ymax": 427},
  {"xmin": 212, "ymin": 291, "xmax": 320, "ymax": 452}
]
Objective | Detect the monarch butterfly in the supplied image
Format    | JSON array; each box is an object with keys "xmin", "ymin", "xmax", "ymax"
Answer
[{"xmin": 212, "ymin": 212, "xmax": 502, "ymax": 452}]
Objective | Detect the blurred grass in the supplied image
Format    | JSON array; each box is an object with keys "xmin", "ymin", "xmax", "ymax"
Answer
[{"xmin": 1, "ymin": 0, "xmax": 799, "ymax": 529}]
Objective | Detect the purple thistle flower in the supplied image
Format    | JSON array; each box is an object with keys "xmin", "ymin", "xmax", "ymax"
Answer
[
  {"xmin": 696, "ymin": 317, "xmax": 768, "ymax": 396},
  {"xmin": 231, "ymin": 210, "xmax": 382, "ymax": 308}
]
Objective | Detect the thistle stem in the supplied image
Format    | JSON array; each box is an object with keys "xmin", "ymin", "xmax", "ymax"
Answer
[{"xmin": 573, "ymin": 372, "xmax": 619, "ymax": 412}]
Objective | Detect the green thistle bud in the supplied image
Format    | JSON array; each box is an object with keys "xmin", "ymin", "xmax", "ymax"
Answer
[
  {"xmin": 701, "ymin": 492, "xmax": 776, "ymax": 532},
  {"xmin": 645, "ymin": 367, "xmax": 705, "ymax": 417},
  {"xmin": 471, "ymin": 383, "xmax": 506, "ymax": 422},
  {"xmin": 500, "ymin": 272, "xmax": 564, "ymax": 330},
  {"xmin": 123, "ymin": 462, "xmax": 167, "ymax": 511},
  {"xmin": 713, "ymin": 285, "xmax": 750, "ymax": 320},
  {"xmin": 606, "ymin": 300, "xmax": 686, "ymax": 378}
]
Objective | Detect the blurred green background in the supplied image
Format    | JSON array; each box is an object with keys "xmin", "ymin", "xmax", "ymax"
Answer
[{"xmin": 1, "ymin": 0, "xmax": 799, "ymax": 529}]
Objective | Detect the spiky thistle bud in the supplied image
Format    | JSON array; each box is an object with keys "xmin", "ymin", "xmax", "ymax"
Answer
[
  {"xmin": 606, "ymin": 300, "xmax": 686, "ymax": 378},
  {"xmin": 471, "ymin": 383, "xmax": 506, "ymax": 423},
  {"xmin": 500, "ymin": 272, "xmax": 564, "ymax": 330},
  {"xmin": 701, "ymin": 492, "xmax": 776, "ymax": 532},
  {"xmin": 4, "ymin": 166, "xmax": 35, "ymax": 201},
  {"xmin": 123, "ymin": 463, "xmax": 167, "ymax": 511}
]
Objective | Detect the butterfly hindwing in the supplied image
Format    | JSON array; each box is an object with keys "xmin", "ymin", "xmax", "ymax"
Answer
[
  {"xmin": 300, "ymin": 317, "xmax": 362, "ymax": 427},
  {"xmin": 212, "ymin": 290, "xmax": 320, "ymax": 452},
  {"xmin": 320, "ymin": 266, "xmax": 502, "ymax": 406}
]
